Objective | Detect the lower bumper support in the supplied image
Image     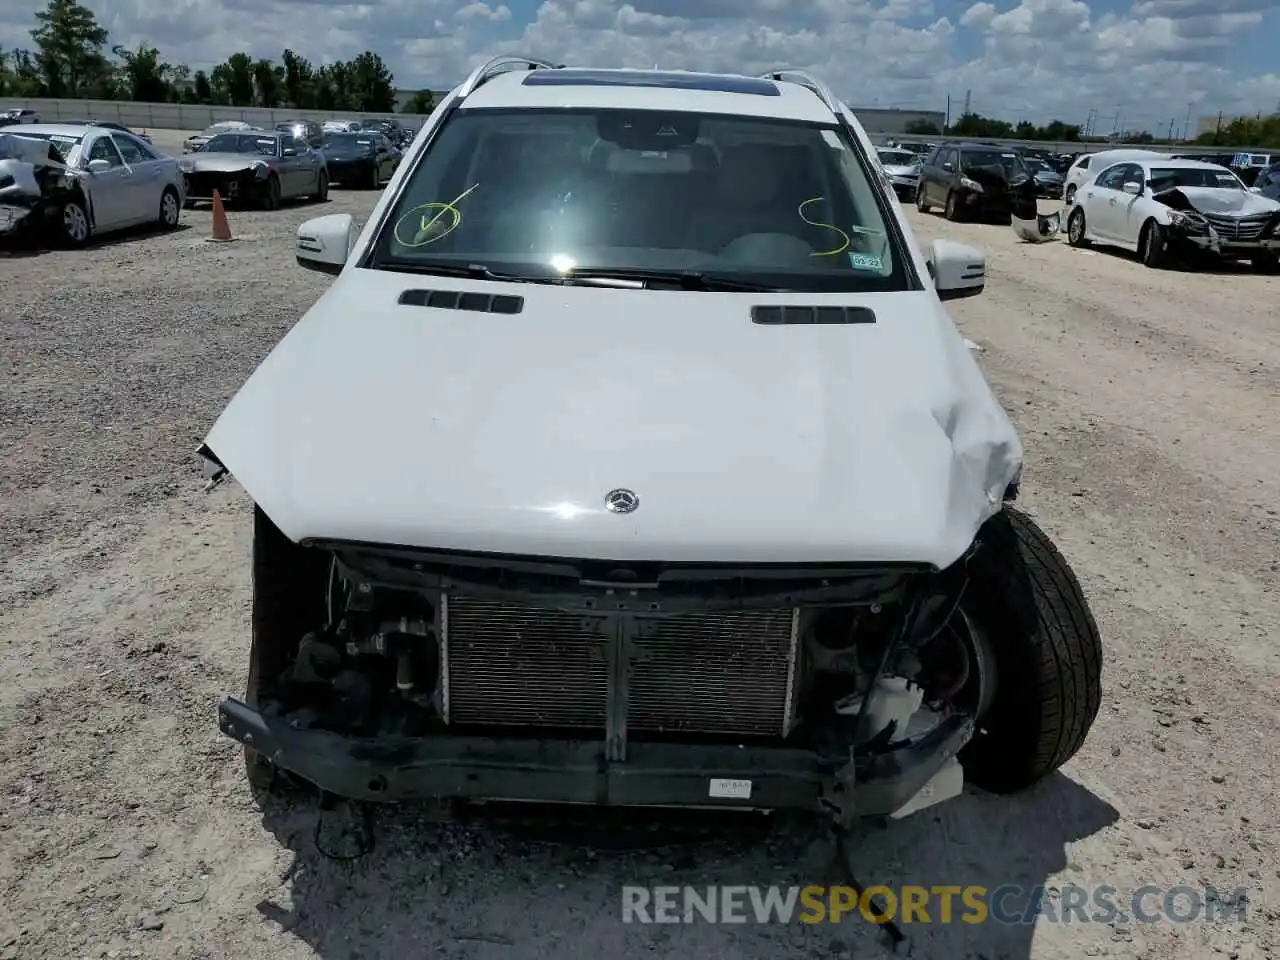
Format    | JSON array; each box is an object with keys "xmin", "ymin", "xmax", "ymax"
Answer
[{"xmin": 219, "ymin": 698, "xmax": 973, "ymax": 821}]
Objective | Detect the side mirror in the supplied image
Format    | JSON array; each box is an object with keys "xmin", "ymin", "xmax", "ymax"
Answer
[
  {"xmin": 296, "ymin": 213, "xmax": 357, "ymax": 275},
  {"xmin": 282, "ymin": 147, "xmax": 298, "ymax": 157},
  {"xmin": 928, "ymin": 238, "xmax": 985, "ymax": 301},
  {"xmin": 942, "ymin": 162, "xmax": 954, "ymax": 171},
  {"xmin": 86, "ymin": 158, "xmax": 111, "ymax": 173},
  {"xmin": 1122, "ymin": 181, "xmax": 1142, "ymax": 195}
]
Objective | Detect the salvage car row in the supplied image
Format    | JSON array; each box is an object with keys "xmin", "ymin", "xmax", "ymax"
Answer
[
  {"xmin": 876, "ymin": 142, "xmax": 1280, "ymax": 272},
  {"xmin": 0, "ymin": 119, "xmax": 404, "ymax": 248}
]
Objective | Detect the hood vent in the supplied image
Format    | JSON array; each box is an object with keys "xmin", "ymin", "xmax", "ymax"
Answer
[
  {"xmin": 398, "ymin": 289, "xmax": 524, "ymax": 314},
  {"xmin": 751, "ymin": 305, "xmax": 876, "ymax": 325}
]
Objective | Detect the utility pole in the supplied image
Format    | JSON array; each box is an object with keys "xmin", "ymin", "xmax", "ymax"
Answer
[
  {"xmin": 963, "ymin": 89, "xmax": 971, "ymax": 115},
  {"xmin": 1183, "ymin": 103, "xmax": 1192, "ymax": 141},
  {"xmin": 945, "ymin": 94, "xmax": 951, "ymax": 130},
  {"xmin": 1167, "ymin": 118, "xmax": 1174, "ymax": 142}
]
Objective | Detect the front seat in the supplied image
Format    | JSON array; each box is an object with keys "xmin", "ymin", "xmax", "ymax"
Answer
[{"xmin": 690, "ymin": 144, "xmax": 804, "ymax": 254}]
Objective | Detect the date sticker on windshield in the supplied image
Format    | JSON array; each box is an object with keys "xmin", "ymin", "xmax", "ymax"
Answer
[
  {"xmin": 848, "ymin": 253, "xmax": 883, "ymax": 271},
  {"xmin": 709, "ymin": 778, "xmax": 752, "ymax": 800}
]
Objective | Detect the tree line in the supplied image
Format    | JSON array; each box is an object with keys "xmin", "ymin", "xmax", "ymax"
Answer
[
  {"xmin": 903, "ymin": 108, "xmax": 1280, "ymax": 148},
  {"xmin": 0, "ymin": 0, "xmax": 439, "ymax": 114},
  {"xmin": 903, "ymin": 113, "xmax": 1087, "ymax": 142}
]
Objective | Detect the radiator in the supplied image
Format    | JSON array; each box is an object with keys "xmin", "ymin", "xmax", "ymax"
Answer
[{"xmin": 441, "ymin": 595, "xmax": 799, "ymax": 739}]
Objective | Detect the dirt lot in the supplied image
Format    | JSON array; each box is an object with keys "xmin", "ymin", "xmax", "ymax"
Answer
[{"xmin": 1, "ymin": 130, "xmax": 1277, "ymax": 960}]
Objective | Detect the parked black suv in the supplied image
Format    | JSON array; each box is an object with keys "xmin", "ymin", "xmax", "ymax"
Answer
[
  {"xmin": 915, "ymin": 142, "xmax": 1030, "ymax": 223},
  {"xmin": 275, "ymin": 119, "xmax": 325, "ymax": 149}
]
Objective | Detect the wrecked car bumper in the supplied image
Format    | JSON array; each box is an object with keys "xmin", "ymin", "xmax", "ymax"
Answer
[
  {"xmin": 1176, "ymin": 234, "xmax": 1280, "ymax": 257},
  {"xmin": 218, "ymin": 696, "xmax": 973, "ymax": 820},
  {"xmin": 183, "ymin": 171, "xmax": 266, "ymax": 204}
]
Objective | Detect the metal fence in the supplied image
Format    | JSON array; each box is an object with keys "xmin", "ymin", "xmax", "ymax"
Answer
[{"xmin": 0, "ymin": 98, "xmax": 430, "ymax": 132}]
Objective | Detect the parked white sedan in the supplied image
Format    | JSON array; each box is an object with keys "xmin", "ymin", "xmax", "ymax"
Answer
[
  {"xmin": 1065, "ymin": 157, "xmax": 1280, "ymax": 272},
  {"xmin": 9, "ymin": 123, "xmax": 185, "ymax": 246}
]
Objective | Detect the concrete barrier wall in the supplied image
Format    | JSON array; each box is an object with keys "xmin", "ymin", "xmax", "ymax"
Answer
[
  {"xmin": 0, "ymin": 98, "xmax": 430, "ymax": 132},
  {"xmin": 0, "ymin": 96, "xmax": 1262, "ymax": 156}
]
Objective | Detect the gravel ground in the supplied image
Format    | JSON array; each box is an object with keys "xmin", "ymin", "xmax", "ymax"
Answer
[{"xmin": 1, "ymin": 129, "xmax": 1277, "ymax": 960}]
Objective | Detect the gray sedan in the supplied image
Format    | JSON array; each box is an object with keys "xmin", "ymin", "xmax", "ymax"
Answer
[{"xmin": 8, "ymin": 123, "xmax": 185, "ymax": 246}]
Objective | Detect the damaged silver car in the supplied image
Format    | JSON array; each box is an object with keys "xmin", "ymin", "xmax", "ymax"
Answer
[
  {"xmin": 1067, "ymin": 157, "xmax": 1280, "ymax": 272},
  {"xmin": 1, "ymin": 124, "xmax": 184, "ymax": 248}
]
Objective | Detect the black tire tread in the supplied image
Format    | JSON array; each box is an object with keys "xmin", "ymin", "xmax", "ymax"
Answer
[{"xmin": 960, "ymin": 506, "xmax": 1103, "ymax": 793}]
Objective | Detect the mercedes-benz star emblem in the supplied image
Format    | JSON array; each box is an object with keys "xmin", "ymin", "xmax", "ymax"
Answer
[{"xmin": 604, "ymin": 488, "xmax": 639, "ymax": 514}]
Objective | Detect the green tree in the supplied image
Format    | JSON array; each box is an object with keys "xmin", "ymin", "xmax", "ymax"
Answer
[
  {"xmin": 252, "ymin": 57, "xmax": 282, "ymax": 107},
  {"xmin": 30, "ymin": 0, "xmax": 111, "ymax": 97},
  {"xmin": 192, "ymin": 69, "xmax": 212, "ymax": 104},
  {"xmin": 403, "ymin": 89, "xmax": 436, "ymax": 114},
  {"xmin": 945, "ymin": 111, "xmax": 1014, "ymax": 139},
  {"xmin": 903, "ymin": 118, "xmax": 938, "ymax": 135},
  {"xmin": 346, "ymin": 51, "xmax": 396, "ymax": 112},
  {"xmin": 211, "ymin": 52, "xmax": 254, "ymax": 105},
  {"xmin": 281, "ymin": 48, "xmax": 314, "ymax": 108},
  {"xmin": 112, "ymin": 42, "xmax": 171, "ymax": 102}
]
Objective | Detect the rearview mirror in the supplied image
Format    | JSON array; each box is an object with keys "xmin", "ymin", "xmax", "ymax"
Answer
[
  {"xmin": 928, "ymin": 238, "xmax": 985, "ymax": 301},
  {"xmin": 296, "ymin": 213, "xmax": 357, "ymax": 275},
  {"xmin": 86, "ymin": 158, "xmax": 111, "ymax": 173},
  {"xmin": 1122, "ymin": 181, "xmax": 1142, "ymax": 195}
]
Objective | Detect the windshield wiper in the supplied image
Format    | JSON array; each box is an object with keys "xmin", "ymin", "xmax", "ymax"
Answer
[
  {"xmin": 560, "ymin": 268, "xmax": 781, "ymax": 291},
  {"xmin": 378, "ymin": 261, "xmax": 781, "ymax": 291},
  {"xmin": 377, "ymin": 261, "xmax": 566, "ymax": 285}
]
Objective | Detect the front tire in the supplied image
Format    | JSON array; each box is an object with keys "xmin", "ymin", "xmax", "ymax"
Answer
[
  {"xmin": 259, "ymin": 174, "xmax": 281, "ymax": 211},
  {"xmin": 959, "ymin": 507, "xmax": 1103, "ymax": 793},
  {"xmin": 1067, "ymin": 208, "xmax": 1089, "ymax": 247},
  {"xmin": 915, "ymin": 185, "xmax": 931, "ymax": 214},
  {"xmin": 1139, "ymin": 219, "xmax": 1168, "ymax": 269},
  {"xmin": 158, "ymin": 186, "xmax": 181, "ymax": 229},
  {"xmin": 244, "ymin": 505, "xmax": 332, "ymax": 795},
  {"xmin": 314, "ymin": 169, "xmax": 329, "ymax": 202},
  {"xmin": 59, "ymin": 196, "xmax": 91, "ymax": 247},
  {"xmin": 944, "ymin": 191, "xmax": 962, "ymax": 221}
]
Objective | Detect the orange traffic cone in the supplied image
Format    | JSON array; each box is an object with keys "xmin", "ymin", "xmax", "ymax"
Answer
[{"xmin": 208, "ymin": 189, "xmax": 234, "ymax": 243}]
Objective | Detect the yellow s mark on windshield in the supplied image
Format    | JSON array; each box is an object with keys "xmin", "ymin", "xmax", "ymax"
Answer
[
  {"xmin": 797, "ymin": 197, "xmax": 850, "ymax": 257},
  {"xmin": 393, "ymin": 183, "xmax": 480, "ymax": 248}
]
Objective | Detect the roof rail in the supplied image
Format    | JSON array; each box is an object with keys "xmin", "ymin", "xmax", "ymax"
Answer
[
  {"xmin": 757, "ymin": 69, "xmax": 843, "ymax": 117},
  {"xmin": 457, "ymin": 55, "xmax": 562, "ymax": 99}
]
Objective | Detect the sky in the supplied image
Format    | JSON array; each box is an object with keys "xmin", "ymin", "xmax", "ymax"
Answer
[{"xmin": 3, "ymin": 0, "xmax": 1279, "ymax": 133}]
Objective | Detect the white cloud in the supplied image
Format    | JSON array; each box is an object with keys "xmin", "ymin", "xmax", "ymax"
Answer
[
  {"xmin": 0, "ymin": 0, "xmax": 1277, "ymax": 132},
  {"xmin": 959, "ymin": 2, "xmax": 996, "ymax": 29}
]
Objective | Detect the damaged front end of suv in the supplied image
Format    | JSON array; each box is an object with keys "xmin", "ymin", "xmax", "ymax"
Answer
[{"xmin": 220, "ymin": 524, "xmax": 998, "ymax": 825}]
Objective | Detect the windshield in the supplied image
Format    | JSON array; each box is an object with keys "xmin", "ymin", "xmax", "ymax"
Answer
[
  {"xmin": 962, "ymin": 150, "xmax": 1028, "ymax": 176},
  {"xmin": 370, "ymin": 108, "xmax": 910, "ymax": 292},
  {"xmin": 877, "ymin": 149, "xmax": 917, "ymax": 166},
  {"xmin": 11, "ymin": 131, "xmax": 80, "ymax": 161},
  {"xmin": 326, "ymin": 133, "xmax": 377, "ymax": 149},
  {"xmin": 1147, "ymin": 166, "xmax": 1243, "ymax": 190},
  {"xmin": 204, "ymin": 134, "xmax": 279, "ymax": 156}
]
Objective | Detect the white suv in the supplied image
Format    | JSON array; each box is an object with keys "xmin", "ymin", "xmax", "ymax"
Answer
[{"xmin": 203, "ymin": 58, "xmax": 1101, "ymax": 830}]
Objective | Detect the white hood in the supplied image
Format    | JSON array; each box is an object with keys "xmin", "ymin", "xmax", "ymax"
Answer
[
  {"xmin": 1173, "ymin": 187, "xmax": 1280, "ymax": 216},
  {"xmin": 202, "ymin": 269, "xmax": 1022, "ymax": 568}
]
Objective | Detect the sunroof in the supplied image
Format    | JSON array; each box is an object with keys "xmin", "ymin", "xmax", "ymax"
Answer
[{"xmin": 522, "ymin": 69, "xmax": 781, "ymax": 96}]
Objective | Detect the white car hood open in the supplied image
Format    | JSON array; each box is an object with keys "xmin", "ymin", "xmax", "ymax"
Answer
[
  {"xmin": 203, "ymin": 269, "xmax": 1022, "ymax": 568},
  {"xmin": 1171, "ymin": 187, "xmax": 1280, "ymax": 216}
]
